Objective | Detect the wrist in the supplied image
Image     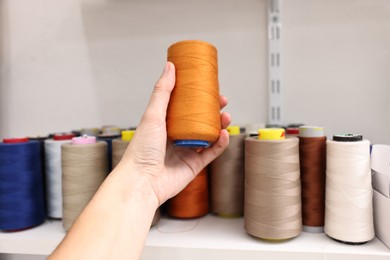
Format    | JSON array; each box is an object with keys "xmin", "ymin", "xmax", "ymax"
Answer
[{"xmin": 110, "ymin": 163, "xmax": 160, "ymax": 211}]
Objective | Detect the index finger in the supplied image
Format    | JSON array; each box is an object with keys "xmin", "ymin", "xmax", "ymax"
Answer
[{"xmin": 220, "ymin": 95, "xmax": 228, "ymax": 110}]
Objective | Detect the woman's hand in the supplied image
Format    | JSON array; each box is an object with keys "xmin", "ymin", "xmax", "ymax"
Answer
[{"xmin": 118, "ymin": 61, "xmax": 231, "ymax": 205}]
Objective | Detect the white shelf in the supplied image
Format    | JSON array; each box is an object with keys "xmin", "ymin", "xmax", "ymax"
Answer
[{"xmin": 1, "ymin": 215, "xmax": 389, "ymax": 259}]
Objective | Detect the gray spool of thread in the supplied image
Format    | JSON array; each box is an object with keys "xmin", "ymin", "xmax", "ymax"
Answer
[{"xmin": 44, "ymin": 136, "xmax": 73, "ymax": 219}]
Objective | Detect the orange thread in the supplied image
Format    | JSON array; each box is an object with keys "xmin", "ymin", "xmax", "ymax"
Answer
[
  {"xmin": 167, "ymin": 40, "xmax": 221, "ymax": 143},
  {"xmin": 168, "ymin": 168, "xmax": 209, "ymax": 219}
]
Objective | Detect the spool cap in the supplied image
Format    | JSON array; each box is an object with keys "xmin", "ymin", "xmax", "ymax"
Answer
[
  {"xmin": 102, "ymin": 126, "xmax": 121, "ymax": 135},
  {"xmin": 3, "ymin": 137, "xmax": 29, "ymax": 144},
  {"xmin": 121, "ymin": 130, "xmax": 135, "ymax": 142},
  {"xmin": 72, "ymin": 135, "xmax": 96, "ymax": 144},
  {"xmin": 287, "ymin": 123, "xmax": 304, "ymax": 128},
  {"xmin": 333, "ymin": 134, "xmax": 363, "ymax": 142},
  {"xmin": 227, "ymin": 125, "xmax": 240, "ymax": 136},
  {"xmin": 299, "ymin": 126, "xmax": 325, "ymax": 138},
  {"xmin": 258, "ymin": 128, "xmax": 285, "ymax": 140},
  {"xmin": 81, "ymin": 128, "xmax": 100, "ymax": 136},
  {"xmin": 286, "ymin": 128, "xmax": 299, "ymax": 136},
  {"xmin": 53, "ymin": 133, "xmax": 75, "ymax": 141}
]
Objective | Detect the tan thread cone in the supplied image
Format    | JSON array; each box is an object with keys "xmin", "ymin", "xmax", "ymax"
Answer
[
  {"xmin": 61, "ymin": 141, "xmax": 108, "ymax": 231},
  {"xmin": 210, "ymin": 134, "xmax": 246, "ymax": 216},
  {"xmin": 244, "ymin": 137, "xmax": 302, "ymax": 239},
  {"xmin": 112, "ymin": 139, "xmax": 129, "ymax": 169}
]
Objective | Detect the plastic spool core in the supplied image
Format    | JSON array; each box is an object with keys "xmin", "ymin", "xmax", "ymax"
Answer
[
  {"xmin": 299, "ymin": 126, "xmax": 324, "ymax": 138},
  {"xmin": 258, "ymin": 128, "xmax": 285, "ymax": 140},
  {"xmin": 3, "ymin": 137, "xmax": 29, "ymax": 144},
  {"xmin": 72, "ymin": 135, "xmax": 97, "ymax": 145},
  {"xmin": 227, "ymin": 125, "xmax": 240, "ymax": 136},
  {"xmin": 53, "ymin": 134, "xmax": 75, "ymax": 141},
  {"xmin": 174, "ymin": 140, "xmax": 210, "ymax": 148},
  {"xmin": 286, "ymin": 128, "xmax": 299, "ymax": 136},
  {"xmin": 333, "ymin": 134, "xmax": 363, "ymax": 142},
  {"xmin": 121, "ymin": 130, "xmax": 135, "ymax": 142}
]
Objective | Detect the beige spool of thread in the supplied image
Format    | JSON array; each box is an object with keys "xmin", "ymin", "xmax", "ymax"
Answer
[
  {"xmin": 325, "ymin": 134, "xmax": 374, "ymax": 244},
  {"xmin": 244, "ymin": 128, "xmax": 302, "ymax": 240},
  {"xmin": 61, "ymin": 136, "xmax": 108, "ymax": 231},
  {"xmin": 112, "ymin": 130, "xmax": 160, "ymax": 226},
  {"xmin": 112, "ymin": 139, "xmax": 128, "ymax": 169},
  {"xmin": 210, "ymin": 125, "xmax": 245, "ymax": 217}
]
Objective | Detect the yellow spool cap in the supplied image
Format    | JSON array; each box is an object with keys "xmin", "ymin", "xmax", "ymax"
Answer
[
  {"xmin": 121, "ymin": 130, "xmax": 135, "ymax": 142},
  {"xmin": 258, "ymin": 128, "xmax": 285, "ymax": 140},
  {"xmin": 227, "ymin": 125, "xmax": 240, "ymax": 136}
]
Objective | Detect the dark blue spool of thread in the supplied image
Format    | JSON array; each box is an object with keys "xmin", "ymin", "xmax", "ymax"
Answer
[
  {"xmin": 0, "ymin": 139, "xmax": 46, "ymax": 231},
  {"xmin": 98, "ymin": 134, "xmax": 120, "ymax": 172},
  {"xmin": 29, "ymin": 136, "xmax": 48, "ymax": 216}
]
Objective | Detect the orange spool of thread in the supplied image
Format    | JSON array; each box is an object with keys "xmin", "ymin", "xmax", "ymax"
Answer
[
  {"xmin": 167, "ymin": 40, "xmax": 221, "ymax": 148},
  {"xmin": 168, "ymin": 168, "xmax": 209, "ymax": 218}
]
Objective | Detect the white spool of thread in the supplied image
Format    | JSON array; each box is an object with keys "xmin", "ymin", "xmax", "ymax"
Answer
[
  {"xmin": 325, "ymin": 134, "xmax": 374, "ymax": 244},
  {"xmin": 44, "ymin": 134, "xmax": 74, "ymax": 219}
]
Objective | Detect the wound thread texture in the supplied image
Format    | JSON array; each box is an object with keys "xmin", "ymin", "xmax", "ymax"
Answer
[
  {"xmin": 45, "ymin": 139, "xmax": 72, "ymax": 219},
  {"xmin": 299, "ymin": 136, "xmax": 326, "ymax": 232},
  {"xmin": 168, "ymin": 168, "xmax": 209, "ymax": 219},
  {"xmin": 167, "ymin": 40, "xmax": 221, "ymax": 144},
  {"xmin": 112, "ymin": 139, "xmax": 129, "ymax": 169},
  {"xmin": 325, "ymin": 139, "xmax": 374, "ymax": 243},
  {"xmin": 210, "ymin": 134, "xmax": 246, "ymax": 217},
  {"xmin": 244, "ymin": 137, "xmax": 302, "ymax": 239},
  {"xmin": 61, "ymin": 141, "xmax": 108, "ymax": 231},
  {"xmin": 0, "ymin": 141, "xmax": 45, "ymax": 231}
]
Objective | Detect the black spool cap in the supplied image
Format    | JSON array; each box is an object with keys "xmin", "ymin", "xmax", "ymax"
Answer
[{"xmin": 333, "ymin": 134, "xmax": 363, "ymax": 142}]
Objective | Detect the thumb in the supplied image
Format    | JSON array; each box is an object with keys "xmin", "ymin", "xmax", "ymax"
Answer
[{"xmin": 144, "ymin": 62, "xmax": 176, "ymax": 119}]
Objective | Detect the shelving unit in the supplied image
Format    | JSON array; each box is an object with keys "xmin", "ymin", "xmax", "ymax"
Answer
[
  {"xmin": 1, "ymin": 1, "xmax": 390, "ymax": 259},
  {"xmin": 1, "ymin": 215, "xmax": 389, "ymax": 259}
]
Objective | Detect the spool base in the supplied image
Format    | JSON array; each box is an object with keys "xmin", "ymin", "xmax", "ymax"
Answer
[
  {"xmin": 253, "ymin": 236, "xmax": 292, "ymax": 243},
  {"xmin": 303, "ymin": 225, "xmax": 324, "ymax": 233},
  {"xmin": 174, "ymin": 140, "xmax": 210, "ymax": 148},
  {"xmin": 217, "ymin": 213, "xmax": 242, "ymax": 218},
  {"xmin": 1, "ymin": 222, "xmax": 43, "ymax": 232},
  {"xmin": 329, "ymin": 236, "xmax": 368, "ymax": 245}
]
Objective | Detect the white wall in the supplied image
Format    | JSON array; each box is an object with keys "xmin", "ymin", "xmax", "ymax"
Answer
[
  {"xmin": 0, "ymin": 0, "xmax": 267, "ymax": 138},
  {"xmin": 1, "ymin": 0, "xmax": 389, "ymax": 145},
  {"xmin": 283, "ymin": 0, "xmax": 390, "ymax": 144}
]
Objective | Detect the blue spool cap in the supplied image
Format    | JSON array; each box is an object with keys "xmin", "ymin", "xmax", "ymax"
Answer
[{"xmin": 174, "ymin": 140, "xmax": 210, "ymax": 148}]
